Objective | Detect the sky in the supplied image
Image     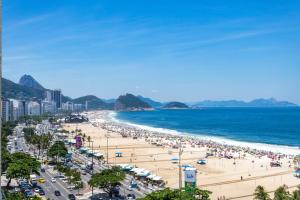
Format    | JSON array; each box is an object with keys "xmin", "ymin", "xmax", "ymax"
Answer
[{"xmin": 3, "ymin": 0, "xmax": 300, "ymax": 103}]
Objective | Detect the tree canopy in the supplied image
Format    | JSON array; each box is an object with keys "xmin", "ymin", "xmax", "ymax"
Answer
[
  {"xmin": 48, "ymin": 141, "xmax": 68, "ymax": 160},
  {"xmin": 138, "ymin": 188, "xmax": 211, "ymax": 200},
  {"xmin": 6, "ymin": 152, "xmax": 41, "ymax": 187},
  {"xmin": 88, "ymin": 166, "xmax": 125, "ymax": 197}
]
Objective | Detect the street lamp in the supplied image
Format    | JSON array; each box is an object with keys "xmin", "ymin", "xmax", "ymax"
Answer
[
  {"xmin": 106, "ymin": 133, "xmax": 110, "ymax": 167},
  {"xmin": 91, "ymin": 140, "xmax": 94, "ymax": 196},
  {"xmin": 178, "ymin": 138, "xmax": 183, "ymax": 200}
]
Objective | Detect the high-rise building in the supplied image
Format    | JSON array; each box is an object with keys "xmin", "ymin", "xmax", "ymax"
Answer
[
  {"xmin": 44, "ymin": 90, "xmax": 53, "ymax": 102},
  {"xmin": 53, "ymin": 89, "xmax": 62, "ymax": 109},
  {"xmin": 28, "ymin": 101, "xmax": 41, "ymax": 116},
  {"xmin": 1, "ymin": 98, "xmax": 11, "ymax": 122},
  {"xmin": 42, "ymin": 101, "xmax": 56, "ymax": 114}
]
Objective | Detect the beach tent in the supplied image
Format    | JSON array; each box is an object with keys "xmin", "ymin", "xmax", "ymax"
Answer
[
  {"xmin": 295, "ymin": 170, "xmax": 300, "ymax": 178},
  {"xmin": 197, "ymin": 159, "xmax": 207, "ymax": 165},
  {"xmin": 146, "ymin": 174, "xmax": 156, "ymax": 180},
  {"xmin": 171, "ymin": 157, "xmax": 179, "ymax": 163},
  {"xmin": 152, "ymin": 176, "xmax": 162, "ymax": 181},
  {"xmin": 115, "ymin": 152, "xmax": 123, "ymax": 157},
  {"xmin": 137, "ymin": 170, "xmax": 151, "ymax": 177},
  {"xmin": 79, "ymin": 147, "xmax": 88, "ymax": 154},
  {"xmin": 93, "ymin": 152, "xmax": 104, "ymax": 158}
]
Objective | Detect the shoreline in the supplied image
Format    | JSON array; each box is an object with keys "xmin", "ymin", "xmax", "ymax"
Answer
[{"xmin": 106, "ymin": 110, "xmax": 300, "ymax": 156}]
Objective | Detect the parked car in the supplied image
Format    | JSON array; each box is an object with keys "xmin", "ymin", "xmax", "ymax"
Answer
[
  {"xmin": 127, "ymin": 194, "xmax": 136, "ymax": 200},
  {"xmin": 54, "ymin": 190, "xmax": 61, "ymax": 196},
  {"xmin": 51, "ymin": 178, "xmax": 56, "ymax": 183},
  {"xmin": 68, "ymin": 194, "xmax": 76, "ymax": 200},
  {"xmin": 39, "ymin": 189, "xmax": 45, "ymax": 195}
]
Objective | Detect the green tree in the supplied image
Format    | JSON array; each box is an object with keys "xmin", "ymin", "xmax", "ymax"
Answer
[
  {"xmin": 138, "ymin": 188, "xmax": 211, "ymax": 200},
  {"xmin": 6, "ymin": 152, "xmax": 41, "ymax": 187},
  {"xmin": 292, "ymin": 185, "xmax": 300, "ymax": 200},
  {"xmin": 254, "ymin": 185, "xmax": 271, "ymax": 200},
  {"xmin": 88, "ymin": 166, "xmax": 125, "ymax": 197},
  {"xmin": 274, "ymin": 186, "xmax": 291, "ymax": 200},
  {"xmin": 48, "ymin": 141, "xmax": 68, "ymax": 162}
]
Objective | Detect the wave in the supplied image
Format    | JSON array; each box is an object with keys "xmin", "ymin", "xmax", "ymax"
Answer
[{"xmin": 108, "ymin": 111, "xmax": 300, "ymax": 155}]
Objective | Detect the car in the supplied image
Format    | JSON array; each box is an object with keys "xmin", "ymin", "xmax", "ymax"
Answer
[
  {"xmin": 127, "ymin": 194, "xmax": 136, "ymax": 200},
  {"xmin": 54, "ymin": 190, "xmax": 61, "ymax": 196},
  {"xmin": 68, "ymin": 194, "xmax": 76, "ymax": 200},
  {"xmin": 39, "ymin": 189, "xmax": 45, "ymax": 195},
  {"xmin": 38, "ymin": 178, "xmax": 46, "ymax": 183},
  {"xmin": 81, "ymin": 171, "xmax": 87, "ymax": 175},
  {"xmin": 51, "ymin": 178, "xmax": 56, "ymax": 183},
  {"xmin": 34, "ymin": 188, "xmax": 40, "ymax": 193},
  {"xmin": 24, "ymin": 190, "xmax": 34, "ymax": 198},
  {"xmin": 41, "ymin": 168, "xmax": 46, "ymax": 172}
]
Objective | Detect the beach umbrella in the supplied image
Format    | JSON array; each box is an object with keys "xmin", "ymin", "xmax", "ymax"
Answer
[
  {"xmin": 181, "ymin": 164, "xmax": 193, "ymax": 169},
  {"xmin": 171, "ymin": 157, "xmax": 179, "ymax": 161}
]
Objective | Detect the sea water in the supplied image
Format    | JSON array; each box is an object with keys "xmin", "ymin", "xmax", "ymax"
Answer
[{"xmin": 113, "ymin": 108, "xmax": 300, "ymax": 154}]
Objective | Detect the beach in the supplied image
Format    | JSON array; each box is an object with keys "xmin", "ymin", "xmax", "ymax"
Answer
[{"xmin": 63, "ymin": 111, "xmax": 300, "ymax": 199}]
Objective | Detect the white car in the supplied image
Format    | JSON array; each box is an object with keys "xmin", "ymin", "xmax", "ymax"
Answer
[
  {"xmin": 51, "ymin": 178, "xmax": 56, "ymax": 183},
  {"xmin": 34, "ymin": 188, "xmax": 40, "ymax": 193}
]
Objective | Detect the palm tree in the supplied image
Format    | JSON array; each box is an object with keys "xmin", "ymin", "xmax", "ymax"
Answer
[
  {"xmin": 254, "ymin": 185, "xmax": 270, "ymax": 200},
  {"xmin": 87, "ymin": 136, "xmax": 91, "ymax": 147},
  {"xmin": 274, "ymin": 186, "xmax": 291, "ymax": 200}
]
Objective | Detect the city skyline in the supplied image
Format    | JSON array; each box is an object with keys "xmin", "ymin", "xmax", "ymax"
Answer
[{"xmin": 3, "ymin": 0, "xmax": 300, "ymax": 103}]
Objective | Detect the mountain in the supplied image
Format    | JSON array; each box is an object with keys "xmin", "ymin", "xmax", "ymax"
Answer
[
  {"xmin": 191, "ymin": 100, "xmax": 247, "ymax": 107},
  {"xmin": 2, "ymin": 78, "xmax": 44, "ymax": 100},
  {"xmin": 192, "ymin": 98, "xmax": 298, "ymax": 107},
  {"xmin": 19, "ymin": 74, "xmax": 44, "ymax": 90},
  {"xmin": 163, "ymin": 101, "xmax": 189, "ymax": 109},
  {"xmin": 72, "ymin": 95, "xmax": 114, "ymax": 110},
  {"xmin": 247, "ymin": 98, "xmax": 297, "ymax": 107},
  {"xmin": 114, "ymin": 93, "xmax": 152, "ymax": 111},
  {"xmin": 137, "ymin": 95, "xmax": 162, "ymax": 108},
  {"xmin": 3, "ymin": 76, "xmax": 71, "ymax": 103},
  {"xmin": 102, "ymin": 98, "xmax": 116, "ymax": 104}
]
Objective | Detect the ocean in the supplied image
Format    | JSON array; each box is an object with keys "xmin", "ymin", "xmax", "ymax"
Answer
[{"xmin": 113, "ymin": 108, "xmax": 300, "ymax": 154}]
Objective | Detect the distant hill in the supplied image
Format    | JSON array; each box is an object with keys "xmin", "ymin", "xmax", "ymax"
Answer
[
  {"xmin": 163, "ymin": 101, "xmax": 189, "ymax": 109},
  {"xmin": 102, "ymin": 98, "xmax": 116, "ymax": 104},
  {"xmin": 114, "ymin": 93, "xmax": 152, "ymax": 111},
  {"xmin": 72, "ymin": 95, "xmax": 113, "ymax": 110},
  {"xmin": 2, "ymin": 76, "xmax": 71, "ymax": 103},
  {"xmin": 137, "ymin": 95, "xmax": 162, "ymax": 108},
  {"xmin": 192, "ymin": 98, "xmax": 298, "ymax": 108},
  {"xmin": 2, "ymin": 78, "xmax": 44, "ymax": 100},
  {"xmin": 19, "ymin": 74, "xmax": 45, "ymax": 90}
]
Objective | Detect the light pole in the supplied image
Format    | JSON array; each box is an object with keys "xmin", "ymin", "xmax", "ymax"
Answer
[
  {"xmin": 106, "ymin": 133, "xmax": 109, "ymax": 166},
  {"xmin": 91, "ymin": 140, "xmax": 94, "ymax": 196},
  {"xmin": 178, "ymin": 139, "xmax": 183, "ymax": 200}
]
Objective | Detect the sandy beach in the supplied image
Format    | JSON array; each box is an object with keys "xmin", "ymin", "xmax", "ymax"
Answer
[{"xmin": 62, "ymin": 111, "xmax": 300, "ymax": 199}]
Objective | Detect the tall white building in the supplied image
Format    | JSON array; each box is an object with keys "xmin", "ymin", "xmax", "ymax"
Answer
[
  {"xmin": 28, "ymin": 101, "xmax": 41, "ymax": 116},
  {"xmin": 42, "ymin": 101, "xmax": 56, "ymax": 114}
]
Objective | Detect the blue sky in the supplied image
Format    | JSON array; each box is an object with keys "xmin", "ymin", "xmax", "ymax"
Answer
[{"xmin": 3, "ymin": 0, "xmax": 300, "ymax": 103}]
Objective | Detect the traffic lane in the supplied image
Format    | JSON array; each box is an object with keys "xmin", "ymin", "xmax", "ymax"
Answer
[{"xmin": 42, "ymin": 169, "xmax": 70, "ymax": 199}]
